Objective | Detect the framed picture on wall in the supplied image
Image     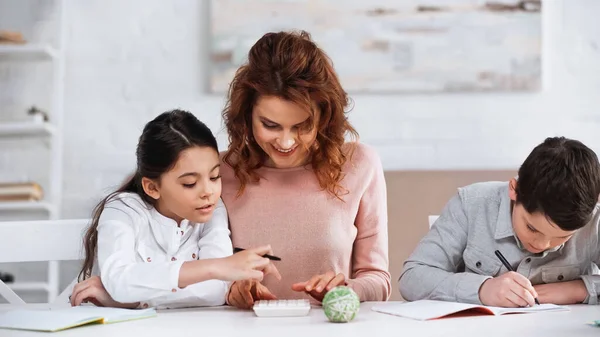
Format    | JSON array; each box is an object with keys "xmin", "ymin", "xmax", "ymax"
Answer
[{"xmin": 209, "ymin": 0, "xmax": 541, "ymax": 94}]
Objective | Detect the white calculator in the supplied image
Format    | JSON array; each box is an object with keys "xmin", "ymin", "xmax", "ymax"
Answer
[{"xmin": 253, "ymin": 299, "xmax": 311, "ymax": 317}]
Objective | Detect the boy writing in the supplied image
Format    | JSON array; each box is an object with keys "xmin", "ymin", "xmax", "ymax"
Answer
[{"xmin": 399, "ymin": 137, "xmax": 600, "ymax": 307}]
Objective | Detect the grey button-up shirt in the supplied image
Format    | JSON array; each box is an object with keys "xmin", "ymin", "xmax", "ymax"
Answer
[{"xmin": 398, "ymin": 181, "xmax": 600, "ymax": 305}]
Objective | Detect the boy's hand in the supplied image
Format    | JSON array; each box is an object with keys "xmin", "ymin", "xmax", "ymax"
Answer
[
  {"xmin": 479, "ymin": 271, "xmax": 538, "ymax": 307},
  {"xmin": 534, "ymin": 280, "xmax": 588, "ymax": 305}
]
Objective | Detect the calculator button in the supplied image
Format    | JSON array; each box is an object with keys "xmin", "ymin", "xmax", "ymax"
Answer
[{"xmin": 253, "ymin": 299, "xmax": 311, "ymax": 317}]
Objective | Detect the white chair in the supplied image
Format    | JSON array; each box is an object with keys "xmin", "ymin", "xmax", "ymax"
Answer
[
  {"xmin": 428, "ymin": 215, "xmax": 439, "ymax": 228},
  {"xmin": 0, "ymin": 218, "xmax": 90, "ymax": 304}
]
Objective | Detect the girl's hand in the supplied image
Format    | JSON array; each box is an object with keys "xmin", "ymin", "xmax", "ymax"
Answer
[
  {"xmin": 291, "ymin": 271, "xmax": 347, "ymax": 302},
  {"xmin": 70, "ymin": 276, "xmax": 138, "ymax": 308},
  {"xmin": 215, "ymin": 245, "xmax": 281, "ymax": 282}
]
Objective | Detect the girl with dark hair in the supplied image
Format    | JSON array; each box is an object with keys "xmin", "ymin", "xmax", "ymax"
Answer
[{"xmin": 69, "ymin": 109, "xmax": 279, "ymax": 309}]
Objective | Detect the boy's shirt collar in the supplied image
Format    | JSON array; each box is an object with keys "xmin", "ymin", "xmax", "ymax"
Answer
[{"xmin": 493, "ymin": 185, "xmax": 514, "ymax": 240}]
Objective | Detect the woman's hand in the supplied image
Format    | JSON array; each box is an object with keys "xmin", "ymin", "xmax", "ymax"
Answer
[
  {"xmin": 227, "ymin": 279, "xmax": 277, "ymax": 309},
  {"xmin": 70, "ymin": 276, "xmax": 138, "ymax": 308},
  {"xmin": 291, "ymin": 271, "xmax": 347, "ymax": 302}
]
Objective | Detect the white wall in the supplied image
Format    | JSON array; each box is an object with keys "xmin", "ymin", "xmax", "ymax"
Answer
[
  {"xmin": 0, "ymin": 0, "xmax": 599, "ymax": 303},
  {"xmin": 2, "ymin": 0, "xmax": 600, "ymax": 220}
]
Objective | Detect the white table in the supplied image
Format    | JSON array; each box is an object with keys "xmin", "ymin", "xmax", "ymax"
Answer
[{"xmin": 1, "ymin": 302, "xmax": 600, "ymax": 337}]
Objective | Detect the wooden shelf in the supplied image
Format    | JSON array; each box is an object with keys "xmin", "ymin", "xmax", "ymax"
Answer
[
  {"xmin": 0, "ymin": 201, "xmax": 55, "ymax": 213},
  {"xmin": 1, "ymin": 1, "xmax": 66, "ymax": 304},
  {"xmin": 0, "ymin": 44, "xmax": 57, "ymax": 61},
  {"xmin": 0, "ymin": 121, "xmax": 55, "ymax": 138},
  {"xmin": 8, "ymin": 282, "xmax": 50, "ymax": 292}
]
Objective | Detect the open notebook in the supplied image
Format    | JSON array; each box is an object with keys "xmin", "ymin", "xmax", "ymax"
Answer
[
  {"xmin": 0, "ymin": 306, "xmax": 157, "ymax": 332},
  {"xmin": 372, "ymin": 300, "xmax": 569, "ymax": 321}
]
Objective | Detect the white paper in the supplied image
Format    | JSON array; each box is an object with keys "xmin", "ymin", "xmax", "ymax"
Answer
[
  {"xmin": 0, "ymin": 309, "xmax": 102, "ymax": 332},
  {"xmin": 67, "ymin": 306, "xmax": 157, "ymax": 323},
  {"xmin": 371, "ymin": 300, "xmax": 569, "ymax": 321},
  {"xmin": 0, "ymin": 306, "xmax": 157, "ymax": 332},
  {"xmin": 491, "ymin": 303, "xmax": 569, "ymax": 315}
]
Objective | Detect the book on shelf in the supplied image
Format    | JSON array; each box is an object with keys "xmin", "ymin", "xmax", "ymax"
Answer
[
  {"xmin": 0, "ymin": 182, "xmax": 43, "ymax": 201},
  {"xmin": 0, "ymin": 30, "xmax": 26, "ymax": 44}
]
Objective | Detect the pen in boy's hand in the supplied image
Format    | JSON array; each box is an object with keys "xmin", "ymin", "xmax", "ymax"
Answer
[
  {"xmin": 494, "ymin": 250, "xmax": 540, "ymax": 305},
  {"xmin": 233, "ymin": 247, "xmax": 281, "ymax": 261}
]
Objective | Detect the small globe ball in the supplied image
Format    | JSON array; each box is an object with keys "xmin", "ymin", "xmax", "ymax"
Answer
[{"xmin": 322, "ymin": 286, "xmax": 360, "ymax": 323}]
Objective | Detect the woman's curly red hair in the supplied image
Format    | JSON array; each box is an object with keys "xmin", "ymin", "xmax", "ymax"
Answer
[{"xmin": 222, "ymin": 30, "xmax": 358, "ymax": 199}]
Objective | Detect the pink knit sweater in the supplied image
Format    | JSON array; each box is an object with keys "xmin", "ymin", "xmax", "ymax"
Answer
[{"xmin": 220, "ymin": 142, "xmax": 391, "ymax": 302}]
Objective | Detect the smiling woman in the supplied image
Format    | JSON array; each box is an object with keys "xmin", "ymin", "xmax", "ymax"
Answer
[
  {"xmin": 219, "ymin": 30, "xmax": 392, "ymax": 309},
  {"xmin": 251, "ymin": 96, "xmax": 317, "ymax": 169}
]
